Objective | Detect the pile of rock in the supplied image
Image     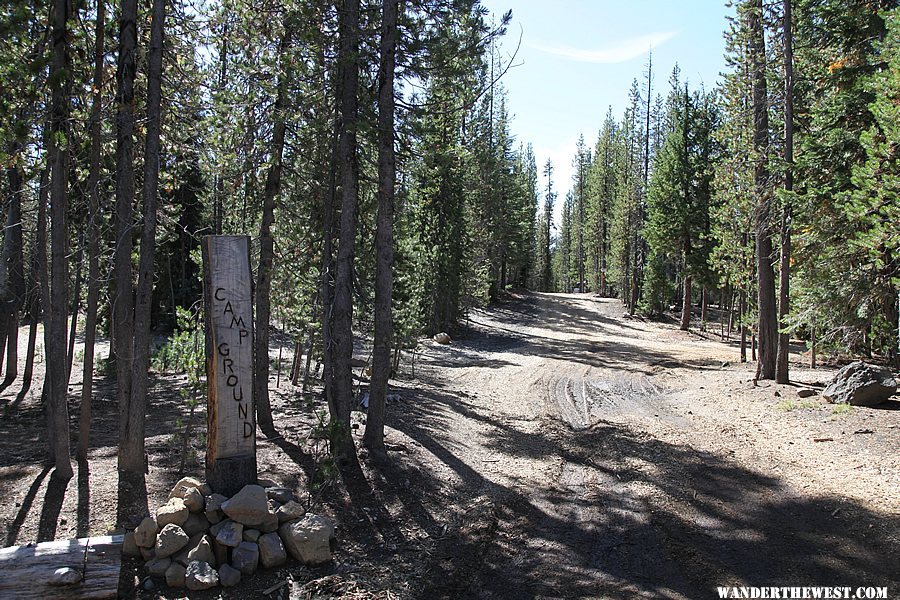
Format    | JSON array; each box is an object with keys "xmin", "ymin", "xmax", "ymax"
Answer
[{"xmin": 122, "ymin": 477, "xmax": 335, "ymax": 591}]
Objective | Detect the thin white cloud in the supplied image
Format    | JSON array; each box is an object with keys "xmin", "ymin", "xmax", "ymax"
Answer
[{"xmin": 530, "ymin": 31, "xmax": 677, "ymax": 64}]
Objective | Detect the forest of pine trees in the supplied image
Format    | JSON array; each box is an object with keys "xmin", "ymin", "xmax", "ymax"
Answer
[
  {"xmin": 0, "ymin": 0, "xmax": 896, "ymax": 483},
  {"xmin": 550, "ymin": 0, "xmax": 898, "ymax": 378}
]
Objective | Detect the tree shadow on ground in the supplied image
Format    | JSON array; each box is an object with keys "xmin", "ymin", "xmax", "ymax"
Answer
[{"xmin": 375, "ymin": 379, "xmax": 900, "ymax": 599}]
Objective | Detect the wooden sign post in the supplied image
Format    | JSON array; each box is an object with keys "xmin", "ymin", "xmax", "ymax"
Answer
[{"xmin": 202, "ymin": 235, "xmax": 256, "ymax": 496}]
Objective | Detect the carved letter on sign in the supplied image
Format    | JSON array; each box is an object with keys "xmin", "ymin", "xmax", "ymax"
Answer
[{"xmin": 202, "ymin": 235, "xmax": 257, "ymax": 495}]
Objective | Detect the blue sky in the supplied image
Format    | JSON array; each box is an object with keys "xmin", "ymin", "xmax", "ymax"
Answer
[{"xmin": 479, "ymin": 1, "xmax": 733, "ymax": 221}]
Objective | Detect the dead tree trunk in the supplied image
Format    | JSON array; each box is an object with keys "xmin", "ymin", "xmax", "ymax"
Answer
[{"xmin": 364, "ymin": 0, "xmax": 400, "ymax": 454}]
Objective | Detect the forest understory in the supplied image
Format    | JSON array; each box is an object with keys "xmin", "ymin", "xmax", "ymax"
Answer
[{"xmin": 0, "ymin": 291, "xmax": 897, "ymax": 599}]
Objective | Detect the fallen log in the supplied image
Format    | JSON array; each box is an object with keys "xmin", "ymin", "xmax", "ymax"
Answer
[{"xmin": 0, "ymin": 535, "xmax": 122, "ymax": 599}]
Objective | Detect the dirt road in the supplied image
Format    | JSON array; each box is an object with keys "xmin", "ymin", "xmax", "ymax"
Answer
[{"xmin": 384, "ymin": 292, "xmax": 899, "ymax": 599}]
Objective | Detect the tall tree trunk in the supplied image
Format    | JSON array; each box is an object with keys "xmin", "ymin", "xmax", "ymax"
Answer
[
  {"xmin": 254, "ymin": 30, "xmax": 291, "ymax": 438},
  {"xmin": 775, "ymin": 0, "xmax": 794, "ymax": 384},
  {"xmin": 46, "ymin": 0, "xmax": 73, "ymax": 479},
  {"xmin": 66, "ymin": 238, "xmax": 84, "ymax": 379},
  {"xmin": 3, "ymin": 145, "xmax": 25, "ymax": 385},
  {"xmin": 681, "ymin": 238, "xmax": 692, "ymax": 331},
  {"xmin": 113, "ymin": 0, "xmax": 138, "ymax": 475},
  {"xmin": 126, "ymin": 0, "xmax": 165, "ymax": 476},
  {"xmin": 749, "ymin": 0, "xmax": 777, "ymax": 380},
  {"xmin": 22, "ymin": 170, "xmax": 48, "ymax": 391},
  {"xmin": 364, "ymin": 0, "xmax": 400, "ymax": 454},
  {"xmin": 330, "ymin": 0, "xmax": 361, "ymax": 463},
  {"xmin": 78, "ymin": 0, "xmax": 105, "ymax": 463}
]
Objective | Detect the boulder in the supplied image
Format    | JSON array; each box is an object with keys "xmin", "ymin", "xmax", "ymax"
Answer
[
  {"xmin": 183, "ymin": 486, "xmax": 205, "ymax": 513},
  {"xmin": 266, "ymin": 487, "xmax": 294, "ymax": 504},
  {"xmin": 205, "ymin": 493, "xmax": 228, "ymax": 524},
  {"xmin": 212, "ymin": 519, "xmax": 243, "ymax": 548},
  {"xmin": 122, "ymin": 531, "xmax": 141, "ymax": 558},
  {"xmin": 231, "ymin": 541, "xmax": 259, "ymax": 576},
  {"xmin": 187, "ymin": 534, "xmax": 217, "ymax": 568},
  {"xmin": 168, "ymin": 476, "xmax": 202, "ymax": 500},
  {"xmin": 165, "ymin": 562, "xmax": 187, "ymax": 588},
  {"xmin": 156, "ymin": 497, "xmax": 189, "ymax": 528},
  {"xmin": 155, "ymin": 523, "xmax": 190, "ymax": 559},
  {"xmin": 212, "ymin": 538, "xmax": 229, "ymax": 566},
  {"xmin": 243, "ymin": 529, "xmax": 261, "ymax": 543},
  {"xmin": 258, "ymin": 532, "xmax": 287, "ymax": 569},
  {"xmin": 433, "ymin": 332, "xmax": 451, "ymax": 345},
  {"xmin": 259, "ymin": 511, "xmax": 279, "ymax": 534},
  {"xmin": 276, "ymin": 500, "xmax": 305, "ymax": 524},
  {"xmin": 134, "ymin": 516, "xmax": 158, "ymax": 548},
  {"xmin": 139, "ymin": 546, "xmax": 156, "ymax": 562},
  {"xmin": 278, "ymin": 513, "xmax": 334, "ymax": 565},
  {"xmin": 183, "ymin": 512, "xmax": 210, "ymax": 537},
  {"xmin": 797, "ymin": 388, "xmax": 817, "ymax": 398},
  {"xmin": 172, "ymin": 533, "xmax": 205, "ymax": 567},
  {"xmin": 823, "ymin": 361, "xmax": 898, "ymax": 406},
  {"xmin": 185, "ymin": 560, "xmax": 219, "ymax": 591},
  {"xmin": 218, "ymin": 563, "xmax": 241, "ymax": 587},
  {"xmin": 222, "ymin": 485, "xmax": 270, "ymax": 527},
  {"xmin": 146, "ymin": 557, "xmax": 171, "ymax": 577}
]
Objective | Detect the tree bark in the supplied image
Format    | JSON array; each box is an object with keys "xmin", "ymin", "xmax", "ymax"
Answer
[
  {"xmin": 126, "ymin": 0, "xmax": 165, "ymax": 475},
  {"xmin": 775, "ymin": 0, "xmax": 794, "ymax": 384},
  {"xmin": 749, "ymin": 0, "xmax": 777, "ymax": 380},
  {"xmin": 330, "ymin": 0, "xmax": 361, "ymax": 463},
  {"xmin": 3, "ymin": 146, "xmax": 25, "ymax": 386},
  {"xmin": 113, "ymin": 0, "xmax": 138, "ymax": 474},
  {"xmin": 364, "ymin": 0, "xmax": 400, "ymax": 454},
  {"xmin": 22, "ymin": 170, "xmax": 48, "ymax": 391},
  {"xmin": 254, "ymin": 30, "xmax": 291, "ymax": 438},
  {"xmin": 44, "ymin": 0, "xmax": 74, "ymax": 479},
  {"xmin": 78, "ymin": 0, "xmax": 105, "ymax": 463}
]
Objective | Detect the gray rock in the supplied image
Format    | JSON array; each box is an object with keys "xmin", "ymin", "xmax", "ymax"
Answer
[
  {"xmin": 278, "ymin": 513, "xmax": 335, "ymax": 565},
  {"xmin": 122, "ymin": 531, "xmax": 141, "ymax": 558},
  {"xmin": 183, "ymin": 512, "xmax": 210, "ymax": 537},
  {"xmin": 823, "ymin": 361, "xmax": 898, "ymax": 406},
  {"xmin": 139, "ymin": 545, "xmax": 156, "ymax": 561},
  {"xmin": 168, "ymin": 476, "xmax": 202, "ymax": 500},
  {"xmin": 185, "ymin": 560, "xmax": 219, "ymax": 591},
  {"xmin": 231, "ymin": 541, "xmax": 259, "ymax": 575},
  {"xmin": 187, "ymin": 534, "xmax": 217, "ymax": 568},
  {"xmin": 258, "ymin": 532, "xmax": 287, "ymax": 569},
  {"xmin": 134, "ymin": 516, "xmax": 158, "ymax": 548},
  {"xmin": 213, "ymin": 519, "xmax": 243, "ymax": 547},
  {"xmin": 49, "ymin": 567, "xmax": 81, "ymax": 586},
  {"xmin": 198, "ymin": 483, "xmax": 213, "ymax": 496},
  {"xmin": 155, "ymin": 523, "xmax": 190, "ymax": 559},
  {"xmin": 218, "ymin": 563, "xmax": 241, "ymax": 587},
  {"xmin": 183, "ymin": 486, "xmax": 205, "ymax": 513},
  {"xmin": 156, "ymin": 497, "xmax": 190, "ymax": 528},
  {"xmin": 172, "ymin": 533, "xmax": 205, "ymax": 567},
  {"xmin": 205, "ymin": 493, "xmax": 228, "ymax": 524},
  {"xmin": 222, "ymin": 484, "xmax": 270, "ymax": 527},
  {"xmin": 143, "ymin": 578, "xmax": 155, "ymax": 591},
  {"xmin": 146, "ymin": 557, "xmax": 171, "ymax": 577},
  {"xmin": 243, "ymin": 528, "xmax": 261, "ymax": 543},
  {"xmin": 212, "ymin": 537, "xmax": 229, "ymax": 566},
  {"xmin": 266, "ymin": 487, "xmax": 294, "ymax": 504},
  {"xmin": 259, "ymin": 511, "xmax": 279, "ymax": 534},
  {"xmin": 276, "ymin": 500, "xmax": 306, "ymax": 524},
  {"xmin": 165, "ymin": 562, "xmax": 187, "ymax": 588},
  {"xmin": 797, "ymin": 388, "xmax": 817, "ymax": 398}
]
